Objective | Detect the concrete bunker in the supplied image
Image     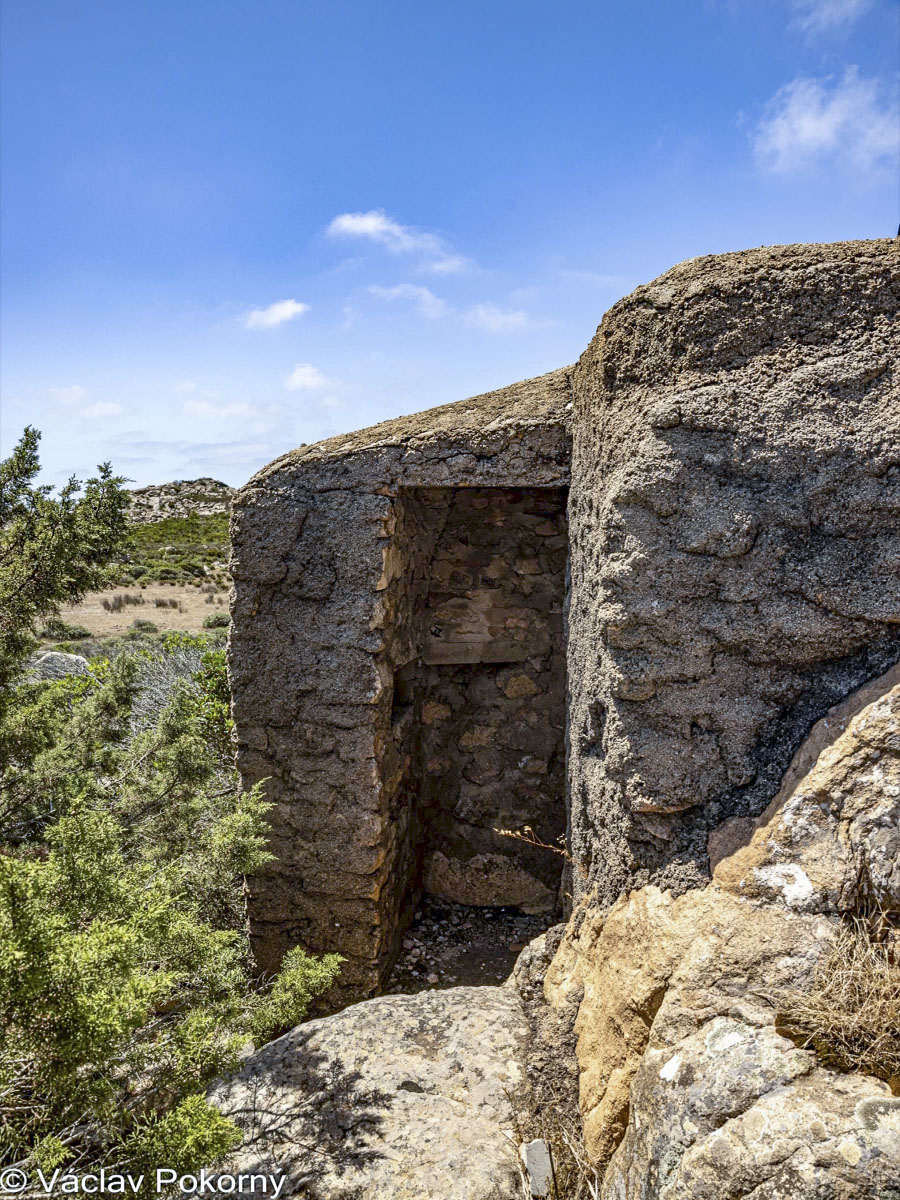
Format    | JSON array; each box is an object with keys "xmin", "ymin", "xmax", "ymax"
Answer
[{"xmin": 229, "ymin": 368, "xmax": 572, "ymax": 1001}]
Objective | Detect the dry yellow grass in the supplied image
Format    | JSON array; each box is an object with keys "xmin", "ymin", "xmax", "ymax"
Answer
[
  {"xmin": 777, "ymin": 917, "xmax": 900, "ymax": 1093},
  {"xmin": 58, "ymin": 583, "xmax": 228, "ymax": 637}
]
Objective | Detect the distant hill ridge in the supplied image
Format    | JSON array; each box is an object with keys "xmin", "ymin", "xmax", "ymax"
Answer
[{"xmin": 128, "ymin": 478, "xmax": 234, "ymax": 524}]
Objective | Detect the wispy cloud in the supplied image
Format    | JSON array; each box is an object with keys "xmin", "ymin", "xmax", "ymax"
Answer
[
  {"xmin": 82, "ymin": 402, "xmax": 124, "ymax": 419},
  {"xmin": 556, "ymin": 268, "xmax": 629, "ymax": 287},
  {"xmin": 172, "ymin": 380, "xmax": 199, "ymax": 394},
  {"xmin": 183, "ymin": 397, "xmax": 255, "ymax": 419},
  {"xmin": 48, "ymin": 386, "xmax": 124, "ymax": 419},
  {"xmin": 368, "ymin": 283, "xmax": 448, "ymax": 319},
  {"xmin": 49, "ymin": 385, "xmax": 89, "ymax": 405},
  {"xmin": 113, "ymin": 435, "xmax": 277, "ymax": 469},
  {"xmin": 244, "ymin": 298, "xmax": 310, "ymax": 329},
  {"xmin": 790, "ymin": 0, "xmax": 872, "ymax": 35},
  {"xmin": 753, "ymin": 67, "xmax": 899, "ymax": 175},
  {"xmin": 462, "ymin": 303, "xmax": 531, "ymax": 333},
  {"xmin": 326, "ymin": 210, "xmax": 472, "ymax": 274},
  {"xmin": 283, "ymin": 362, "xmax": 332, "ymax": 391}
]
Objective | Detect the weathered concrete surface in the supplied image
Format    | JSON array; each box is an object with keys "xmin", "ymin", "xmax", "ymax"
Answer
[
  {"xmin": 567, "ymin": 237, "xmax": 900, "ymax": 904},
  {"xmin": 229, "ymin": 368, "xmax": 571, "ymax": 998},
  {"xmin": 544, "ymin": 675, "xmax": 900, "ymax": 1196},
  {"xmin": 208, "ymin": 986, "xmax": 530, "ymax": 1199}
]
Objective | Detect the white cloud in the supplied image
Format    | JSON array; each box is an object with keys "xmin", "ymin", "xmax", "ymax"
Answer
[
  {"xmin": 183, "ymin": 398, "xmax": 255, "ymax": 419},
  {"xmin": 49, "ymin": 385, "xmax": 88, "ymax": 405},
  {"xmin": 790, "ymin": 0, "xmax": 872, "ymax": 35},
  {"xmin": 81, "ymin": 402, "xmax": 124, "ymax": 419},
  {"xmin": 462, "ymin": 303, "xmax": 531, "ymax": 333},
  {"xmin": 172, "ymin": 379, "xmax": 199, "ymax": 394},
  {"xmin": 326, "ymin": 209, "xmax": 472, "ymax": 274},
  {"xmin": 368, "ymin": 283, "xmax": 448, "ymax": 319},
  {"xmin": 244, "ymin": 298, "xmax": 310, "ymax": 329},
  {"xmin": 318, "ymin": 394, "xmax": 347, "ymax": 410},
  {"xmin": 753, "ymin": 67, "xmax": 899, "ymax": 175},
  {"xmin": 284, "ymin": 363, "xmax": 331, "ymax": 391}
]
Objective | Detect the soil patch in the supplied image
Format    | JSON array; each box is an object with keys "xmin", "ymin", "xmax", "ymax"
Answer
[{"xmin": 384, "ymin": 893, "xmax": 558, "ymax": 993}]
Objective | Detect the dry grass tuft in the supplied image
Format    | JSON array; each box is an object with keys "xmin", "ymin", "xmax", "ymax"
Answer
[
  {"xmin": 776, "ymin": 917, "xmax": 900, "ymax": 1093},
  {"xmin": 101, "ymin": 592, "xmax": 145, "ymax": 613},
  {"xmin": 508, "ymin": 1083, "xmax": 601, "ymax": 1199}
]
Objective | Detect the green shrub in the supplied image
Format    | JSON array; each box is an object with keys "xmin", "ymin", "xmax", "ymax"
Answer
[
  {"xmin": 203, "ymin": 612, "xmax": 230, "ymax": 629},
  {"xmin": 0, "ymin": 427, "xmax": 127, "ymax": 694},
  {"xmin": 39, "ymin": 618, "xmax": 91, "ymax": 640},
  {"xmin": 131, "ymin": 619, "xmax": 158, "ymax": 633},
  {"xmin": 116, "ymin": 514, "xmax": 231, "ymax": 587},
  {"xmin": 122, "ymin": 1095, "xmax": 242, "ymax": 1176},
  {"xmin": 0, "ymin": 431, "xmax": 341, "ymax": 1173},
  {"xmin": 250, "ymin": 946, "xmax": 343, "ymax": 1044}
]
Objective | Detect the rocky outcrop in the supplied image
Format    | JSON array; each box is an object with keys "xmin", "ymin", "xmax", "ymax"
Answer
[
  {"xmin": 128, "ymin": 478, "xmax": 233, "ymax": 524},
  {"xmin": 544, "ymin": 675, "xmax": 900, "ymax": 1196},
  {"xmin": 208, "ymin": 986, "xmax": 531, "ymax": 1199}
]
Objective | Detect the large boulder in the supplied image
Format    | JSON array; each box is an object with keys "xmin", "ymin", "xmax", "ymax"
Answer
[
  {"xmin": 208, "ymin": 986, "xmax": 531, "ymax": 1199},
  {"xmin": 27, "ymin": 651, "xmax": 90, "ymax": 680},
  {"xmin": 544, "ymin": 676, "xmax": 900, "ymax": 1196}
]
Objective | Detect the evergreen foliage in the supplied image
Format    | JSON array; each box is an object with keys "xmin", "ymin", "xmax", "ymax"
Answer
[
  {"xmin": 0, "ymin": 427, "xmax": 129, "ymax": 695},
  {"xmin": 0, "ymin": 432, "xmax": 342, "ymax": 1175}
]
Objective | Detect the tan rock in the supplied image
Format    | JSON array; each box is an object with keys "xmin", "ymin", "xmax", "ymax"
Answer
[
  {"xmin": 421, "ymin": 700, "xmax": 451, "ymax": 724},
  {"xmin": 714, "ymin": 676, "xmax": 900, "ymax": 913},
  {"xmin": 545, "ymin": 886, "xmax": 830, "ymax": 1165},
  {"xmin": 544, "ymin": 676, "xmax": 900, "ymax": 1194},
  {"xmin": 501, "ymin": 673, "xmax": 541, "ymax": 700}
]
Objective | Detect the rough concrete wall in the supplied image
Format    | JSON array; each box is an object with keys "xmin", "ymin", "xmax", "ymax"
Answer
[
  {"xmin": 567, "ymin": 238, "xmax": 900, "ymax": 904},
  {"xmin": 409, "ymin": 487, "xmax": 568, "ymax": 911},
  {"xmin": 229, "ymin": 485, "xmax": 401, "ymax": 996},
  {"xmin": 229, "ymin": 369, "xmax": 572, "ymax": 1001}
]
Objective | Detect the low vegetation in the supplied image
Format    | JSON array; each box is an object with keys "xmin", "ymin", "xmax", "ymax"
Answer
[
  {"xmin": 777, "ymin": 917, "xmax": 900, "ymax": 1092},
  {"xmin": 0, "ymin": 429, "xmax": 341, "ymax": 1175},
  {"xmin": 117, "ymin": 513, "xmax": 231, "ymax": 587}
]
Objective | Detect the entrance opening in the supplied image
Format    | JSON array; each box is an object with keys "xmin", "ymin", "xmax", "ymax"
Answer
[{"xmin": 387, "ymin": 485, "xmax": 568, "ymax": 974}]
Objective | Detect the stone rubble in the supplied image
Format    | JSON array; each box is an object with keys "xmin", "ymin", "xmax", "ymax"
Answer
[{"xmin": 384, "ymin": 894, "xmax": 556, "ymax": 994}]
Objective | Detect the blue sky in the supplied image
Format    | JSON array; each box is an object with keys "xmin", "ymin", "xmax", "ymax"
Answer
[{"xmin": 1, "ymin": 0, "xmax": 897, "ymax": 488}]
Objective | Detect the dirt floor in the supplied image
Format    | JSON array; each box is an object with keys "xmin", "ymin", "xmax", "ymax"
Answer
[
  {"xmin": 59, "ymin": 583, "xmax": 229, "ymax": 637},
  {"xmin": 384, "ymin": 893, "xmax": 558, "ymax": 993}
]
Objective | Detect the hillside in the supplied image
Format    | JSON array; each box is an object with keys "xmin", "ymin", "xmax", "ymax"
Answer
[
  {"xmin": 46, "ymin": 480, "xmax": 234, "ymax": 649},
  {"xmin": 127, "ymin": 477, "xmax": 234, "ymax": 523}
]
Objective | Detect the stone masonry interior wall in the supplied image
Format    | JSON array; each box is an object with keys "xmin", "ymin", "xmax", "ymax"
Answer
[{"xmin": 393, "ymin": 486, "xmax": 568, "ymax": 915}]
